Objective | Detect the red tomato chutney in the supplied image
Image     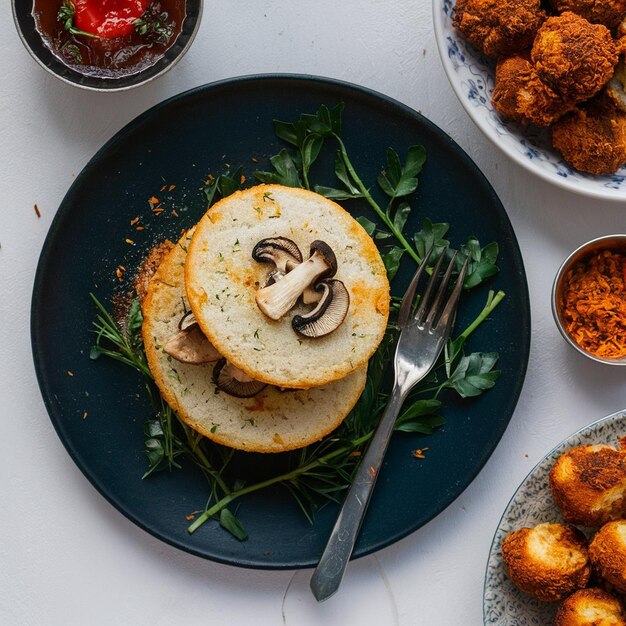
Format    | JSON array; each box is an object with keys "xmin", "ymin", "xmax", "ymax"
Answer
[{"xmin": 32, "ymin": 0, "xmax": 186, "ymax": 78}]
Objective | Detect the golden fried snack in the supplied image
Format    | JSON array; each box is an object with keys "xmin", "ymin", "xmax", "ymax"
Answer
[
  {"xmin": 552, "ymin": 98, "xmax": 626, "ymax": 175},
  {"xmin": 492, "ymin": 55, "xmax": 574, "ymax": 126},
  {"xmin": 532, "ymin": 12, "xmax": 620, "ymax": 103},
  {"xmin": 607, "ymin": 58, "xmax": 626, "ymax": 112},
  {"xmin": 554, "ymin": 0, "xmax": 626, "ymax": 31},
  {"xmin": 589, "ymin": 520, "xmax": 626, "ymax": 596},
  {"xmin": 555, "ymin": 588, "xmax": 626, "ymax": 626},
  {"xmin": 453, "ymin": 0, "xmax": 546, "ymax": 58},
  {"xmin": 501, "ymin": 523, "xmax": 591, "ymax": 602}
]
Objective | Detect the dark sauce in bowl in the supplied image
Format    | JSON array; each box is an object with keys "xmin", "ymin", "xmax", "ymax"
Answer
[{"xmin": 33, "ymin": 1, "xmax": 186, "ymax": 79}]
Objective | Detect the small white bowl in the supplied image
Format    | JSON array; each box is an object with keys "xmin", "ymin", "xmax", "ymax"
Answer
[
  {"xmin": 432, "ymin": 0, "xmax": 626, "ymax": 202},
  {"xmin": 552, "ymin": 234, "xmax": 626, "ymax": 365}
]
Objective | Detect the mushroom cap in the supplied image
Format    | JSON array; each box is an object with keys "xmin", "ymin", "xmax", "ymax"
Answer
[
  {"xmin": 186, "ymin": 185, "xmax": 390, "ymax": 389},
  {"xmin": 252, "ymin": 236, "xmax": 303, "ymax": 272},
  {"xmin": 292, "ymin": 279, "xmax": 350, "ymax": 338},
  {"xmin": 142, "ymin": 227, "xmax": 368, "ymax": 453}
]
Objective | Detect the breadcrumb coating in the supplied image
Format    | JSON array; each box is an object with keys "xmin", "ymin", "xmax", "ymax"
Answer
[
  {"xmin": 552, "ymin": 98, "xmax": 626, "ymax": 175},
  {"xmin": 453, "ymin": 0, "xmax": 546, "ymax": 58},
  {"xmin": 589, "ymin": 520, "xmax": 626, "ymax": 596},
  {"xmin": 554, "ymin": 0, "xmax": 626, "ymax": 31},
  {"xmin": 492, "ymin": 55, "xmax": 574, "ymax": 126},
  {"xmin": 554, "ymin": 587, "xmax": 626, "ymax": 626},
  {"xmin": 501, "ymin": 523, "xmax": 591, "ymax": 602},
  {"xmin": 532, "ymin": 12, "xmax": 619, "ymax": 103}
]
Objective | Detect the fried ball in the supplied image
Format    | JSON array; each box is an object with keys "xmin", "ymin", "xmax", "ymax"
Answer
[
  {"xmin": 492, "ymin": 55, "xmax": 574, "ymax": 126},
  {"xmin": 453, "ymin": 0, "xmax": 547, "ymax": 58},
  {"xmin": 552, "ymin": 98, "xmax": 626, "ymax": 175},
  {"xmin": 590, "ymin": 520, "xmax": 626, "ymax": 596},
  {"xmin": 501, "ymin": 523, "xmax": 591, "ymax": 602},
  {"xmin": 554, "ymin": 0, "xmax": 626, "ymax": 31},
  {"xmin": 531, "ymin": 12, "xmax": 619, "ymax": 103},
  {"xmin": 606, "ymin": 57, "xmax": 626, "ymax": 112},
  {"xmin": 555, "ymin": 588, "xmax": 626, "ymax": 626}
]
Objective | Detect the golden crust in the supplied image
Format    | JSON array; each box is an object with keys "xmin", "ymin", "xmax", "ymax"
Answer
[
  {"xmin": 185, "ymin": 184, "xmax": 390, "ymax": 389},
  {"xmin": 531, "ymin": 12, "xmax": 618, "ymax": 103},
  {"xmin": 453, "ymin": 0, "xmax": 546, "ymax": 58},
  {"xmin": 492, "ymin": 54, "xmax": 574, "ymax": 126},
  {"xmin": 501, "ymin": 523, "xmax": 591, "ymax": 602},
  {"xmin": 549, "ymin": 442, "xmax": 626, "ymax": 526},
  {"xmin": 555, "ymin": 0, "xmax": 626, "ymax": 31},
  {"xmin": 589, "ymin": 520, "xmax": 626, "ymax": 596},
  {"xmin": 555, "ymin": 587, "xmax": 626, "ymax": 626}
]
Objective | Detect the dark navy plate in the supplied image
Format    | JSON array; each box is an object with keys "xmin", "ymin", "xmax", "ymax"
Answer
[{"xmin": 31, "ymin": 75, "xmax": 530, "ymax": 569}]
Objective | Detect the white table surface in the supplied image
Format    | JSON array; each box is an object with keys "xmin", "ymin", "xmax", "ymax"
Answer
[{"xmin": 2, "ymin": 1, "xmax": 625, "ymax": 625}]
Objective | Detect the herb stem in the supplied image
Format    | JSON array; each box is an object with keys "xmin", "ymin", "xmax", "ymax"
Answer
[
  {"xmin": 333, "ymin": 134, "xmax": 421, "ymax": 264},
  {"xmin": 187, "ymin": 432, "xmax": 373, "ymax": 534}
]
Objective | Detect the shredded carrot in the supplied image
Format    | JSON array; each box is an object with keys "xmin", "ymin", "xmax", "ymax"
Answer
[
  {"xmin": 411, "ymin": 448, "xmax": 429, "ymax": 459},
  {"xmin": 560, "ymin": 249, "xmax": 626, "ymax": 358}
]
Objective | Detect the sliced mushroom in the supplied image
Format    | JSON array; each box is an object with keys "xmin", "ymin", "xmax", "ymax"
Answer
[
  {"xmin": 292, "ymin": 279, "xmax": 350, "ymax": 338},
  {"xmin": 212, "ymin": 358, "xmax": 268, "ymax": 397},
  {"xmin": 255, "ymin": 240, "xmax": 337, "ymax": 320},
  {"xmin": 178, "ymin": 309, "xmax": 197, "ymax": 331},
  {"xmin": 252, "ymin": 237, "xmax": 303, "ymax": 273},
  {"xmin": 164, "ymin": 323, "xmax": 221, "ymax": 364}
]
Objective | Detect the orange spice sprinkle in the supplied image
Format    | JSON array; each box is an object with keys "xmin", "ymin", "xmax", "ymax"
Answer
[
  {"xmin": 148, "ymin": 196, "xmax": 159, "ymax": 205},
  {"xmin": 350, "ymin": 450, "xmax": 362, "ymax": 457},
  {"xmin": 136, "ymin": 225, "xmax": 145, "ymax": 231},
  {"xmin": 125, "ymin": 238, "xmax": 135, "ymax": 245},
  {"xmin": 160, "ymin": 185, "xmax": 167, "ymax": 192},
  {"xmin": 82, "ymin": 411, "xmax": 88, "ymax": 420},
  {"xmin": 116, "ymin": 266, "xmax": 126, "ymax": 282},
  {"xmin": 560, "ymin": 249, "xmax": 626, "ymax": 358},
  {"xmin": 67, "ymin": 370, "xmax": 74, "ymax": 377},
  {"xmin": 130, "ymin": 216, "xmax": 140, "ymax": 226},
  {"xmin": 171, "ymin": 210, "xmax": 179, "ymax": 218},
  {"xmin": 34, "ymin": 203, "xmax": 41, "ymax": 218},
  {"xmin": 369, "ymin": 466, "xmax": 377, "ymax": 479},
  {"xmin": 411, "ymin": 448, "xmax": 429, "ymax": 459},
  {"xmin": 168, "ymin": 184, "xmax": 176, "ymax": 191},
  {"xmin": 186, "ymin": 514, "xmax": 196, "ymax": 521}
]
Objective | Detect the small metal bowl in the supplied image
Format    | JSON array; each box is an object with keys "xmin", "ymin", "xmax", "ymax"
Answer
[
  {"xmin": 12, "ymin": 0, "xmax": 202, "ymax": 92},
  {"xmin": 552, "ymin": 234, "xmax": 626, "ymax": 365}
]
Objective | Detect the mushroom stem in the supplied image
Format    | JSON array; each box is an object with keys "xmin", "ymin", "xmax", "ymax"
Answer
[{"xmin": 255, "ymin": 249, "xmax": 331, "ymax": 320}]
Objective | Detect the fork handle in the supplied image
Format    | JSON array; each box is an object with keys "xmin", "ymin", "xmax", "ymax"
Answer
[{"xmin": 310, "ymin": 383, "xmax": 408, "ymax": 602}]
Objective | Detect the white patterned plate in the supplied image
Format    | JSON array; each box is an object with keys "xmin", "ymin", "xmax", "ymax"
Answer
[
  {"xmin": 432, "ymin": 0, "xmax": 626, "ymax": 201},
  {"xmin": 483, "ymin": 409, "xmax": 626, "ymax": 625}
]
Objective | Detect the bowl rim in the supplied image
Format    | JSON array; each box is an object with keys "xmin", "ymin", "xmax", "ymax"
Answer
[
  {"xmin": 12, "ymin": 0, "xmax": 203, "ymax": 92},
  {"xmin": 431, "ymin": 0, "xmax": 626, "ymax": 203},
  {"xmin": 551, "ymin": 234, "xmax": 626, "ymax": 365}
]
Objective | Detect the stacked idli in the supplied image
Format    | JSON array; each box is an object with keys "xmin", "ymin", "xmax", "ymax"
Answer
[{"xmin": 142, "ymin": 185, "xmax": 390, "ymax": 453}]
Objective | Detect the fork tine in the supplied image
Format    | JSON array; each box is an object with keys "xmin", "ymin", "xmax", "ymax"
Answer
[
  {"xmin": 435, "ymin": 255, "xmax": 469, "ymax": 333},
  {"xmin": 414, "ymin": 249, "xmax": 448, "ymax": 324},
  {"xmin": 425, "ymin": 251, "xmax": 459, "ymax": 326},
  {"xmin": 397, "ymin": 247, "xmax": 433, "ymax": 329}
]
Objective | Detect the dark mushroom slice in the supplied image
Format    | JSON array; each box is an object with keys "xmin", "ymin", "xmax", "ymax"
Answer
[
  {"xmin": 256, "ymin": 240, "xmax": 337, "ymax": 320},
  {"xmin": 164, "ymin": 323, "xmax": 221, "ymax": 364},
  {"xmin": 212, "ymin": 358, "xmax": 268, "ymax": 397},
  {"xmin": 252, "ymin": 237, "xmax": 303, "ymax": 273},
  {"xmin": 178, "ymin": 309, "xmax": 196, "ymax": 331},
  {"xmin": 292, "ymin": 279, "xmax": 350, "ymax": 338}
]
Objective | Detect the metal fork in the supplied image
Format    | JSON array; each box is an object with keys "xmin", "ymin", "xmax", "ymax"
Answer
[{"xmin": 310, "ymin": 247, "xmax": 469, "ymax": 602}]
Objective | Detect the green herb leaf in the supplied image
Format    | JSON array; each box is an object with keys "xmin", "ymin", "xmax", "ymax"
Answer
[
  {"xmin": 356, "ymin": 216, "xmax": 377, "ymax": 236},
  {"xmin": 377, "ymin": 146, "xmax": 426, "ymax": 200},
  {"xmin": 219, "ymin": 509, "xmax": 248, "ymax": 541},
  {"xmin": 447, "ymin": 352, "xmax": 500, "ymax": 398},
  {"xmin": 254, "ymin": 150, "xmax": 302, "ymax": 187},
  {"xmin": 395, "ymin": 399, "xmax": 444, "ymax": 433},
  {"xmin": 413, "ymin": 218, "xmax": 450, "ymax": 260},
  {"xmin": 381, "ymin": 247, "xmax": 405, "ymax": 280},
  {"xmin": 459, "ymin": 238, "xmax": 499, "ymax": 289},
  {"xmin": 203, "ymin": 166, "xmax": 244, "ymax": 207}
]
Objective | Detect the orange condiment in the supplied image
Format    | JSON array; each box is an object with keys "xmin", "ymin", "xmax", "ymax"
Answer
[{"xmin": 561, "ymin": 249, "xmax": 626, "ymax": 358}]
